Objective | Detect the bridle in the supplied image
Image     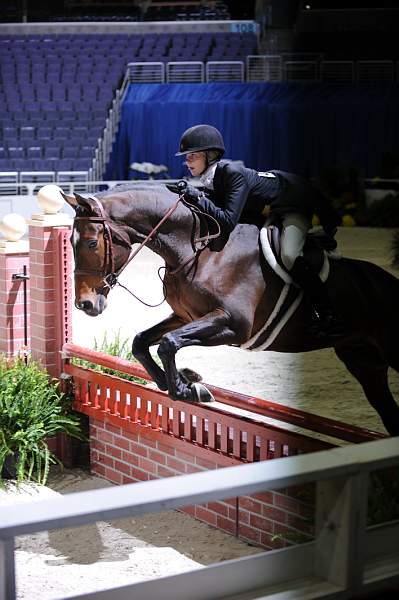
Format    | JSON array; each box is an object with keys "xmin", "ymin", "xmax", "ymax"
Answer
[
  {"xmin": 73, "ymin": 193, "xmax": 221, "ymax": 306},
  {"xmin": 73, "ymin": 198, "xmax": 129, "ymax": 293}
]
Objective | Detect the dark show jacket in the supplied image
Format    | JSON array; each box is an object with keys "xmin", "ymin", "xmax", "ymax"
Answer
[{"xmin": 196, "ymin": 160, "xmax": 341, "ymax": 248}]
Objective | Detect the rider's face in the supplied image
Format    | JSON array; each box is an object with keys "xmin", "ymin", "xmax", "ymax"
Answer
[{"xmin": 185, "ymin": 151, "xmax": 207, "ymax": 177}]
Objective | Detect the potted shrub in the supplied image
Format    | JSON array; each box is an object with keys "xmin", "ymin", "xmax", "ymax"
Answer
[{"xmin": 0, "ymin": 354, "xmax": 86, "ymax": 486}]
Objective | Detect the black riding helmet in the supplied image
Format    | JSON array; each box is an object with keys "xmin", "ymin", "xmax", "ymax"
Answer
[{"xmin": 175, "ymin": 124, "xmax": 225, "ymax": 157}]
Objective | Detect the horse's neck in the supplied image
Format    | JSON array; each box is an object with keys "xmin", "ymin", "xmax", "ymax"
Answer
[{"xmin": 104, "ymin": 193, "xmax": 195, "ymax": 269}]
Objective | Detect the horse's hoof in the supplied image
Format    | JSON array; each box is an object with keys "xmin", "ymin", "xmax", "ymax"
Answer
[
  {"xmin": 179, "ymin": 367, "xmax": 203, "ymax": 384},
  {"xmin": 191, "ymin": 382, "xmax": 215, "ymax": 403}
]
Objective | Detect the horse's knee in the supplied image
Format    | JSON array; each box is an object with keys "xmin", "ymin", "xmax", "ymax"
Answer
[
  {"xmin": 157, "ymin": 333, "xmax": 178, "ymax": 361},
  {"xmin": 132, "ymin": 332, "xmax": 147, "ymax": 358}
]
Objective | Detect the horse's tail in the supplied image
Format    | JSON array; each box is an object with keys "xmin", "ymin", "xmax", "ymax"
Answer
[{"xmin": 391, "ymin": 231, "xmax": 399, "ymax": 269}]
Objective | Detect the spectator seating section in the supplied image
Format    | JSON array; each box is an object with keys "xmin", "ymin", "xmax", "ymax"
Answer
[{"xmin": 0, "ymin": 32, "xmax": 258, "ymax": 176}]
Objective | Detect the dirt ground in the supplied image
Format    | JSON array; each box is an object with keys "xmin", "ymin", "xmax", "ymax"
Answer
[
  {"xmin": 2, "ymin": 226, "xmax": 399, "ymax": 599},
  {"xmin": 2, "ymin": 472, "xmax": 263, "ymax": 600}
]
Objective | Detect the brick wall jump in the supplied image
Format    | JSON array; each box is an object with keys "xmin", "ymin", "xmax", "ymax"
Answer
[{"xmin": 90, "ymin": 418, "xmax": 315, "ymax": 551}]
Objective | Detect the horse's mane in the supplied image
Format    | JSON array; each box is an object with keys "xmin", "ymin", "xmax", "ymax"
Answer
[{"xmin": 95, "ymin": 183, "xmax": 171, "ymax": 202}]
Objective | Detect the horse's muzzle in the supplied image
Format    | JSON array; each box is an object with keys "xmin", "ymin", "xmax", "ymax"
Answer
[{"xmin": 75, "ymin": 294, "xmax": 107, "ymax": 316}]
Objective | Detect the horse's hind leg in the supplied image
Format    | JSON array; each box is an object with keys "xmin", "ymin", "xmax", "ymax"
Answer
[{"xmin": 335, "ymin": 345, "xmax": 399, "ymax": 436}]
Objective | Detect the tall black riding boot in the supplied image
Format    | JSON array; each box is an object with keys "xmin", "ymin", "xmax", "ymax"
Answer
[{"xmin": 289, "ymin": 256, "xmax": 344, "ymax": 338}]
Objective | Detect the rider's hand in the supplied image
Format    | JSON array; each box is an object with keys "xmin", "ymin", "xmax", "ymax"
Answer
[
  {"xmin": 166, "ymin": 180, "xmax": 186, "ymax": 195},
  {"xmin": 183, "ymin": 183, "xmax": 203, "ymax": 203},
  {"xmin": 166, "ymin": 181, "xmax": 202, "ymax": 203}
]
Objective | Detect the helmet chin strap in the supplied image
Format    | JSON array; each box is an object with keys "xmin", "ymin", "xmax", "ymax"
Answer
[{"xmin": 205, "ymin": 149, "xmax": 221, "ymax": 167}]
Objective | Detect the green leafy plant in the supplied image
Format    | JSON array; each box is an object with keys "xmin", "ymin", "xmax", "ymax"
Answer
[
  {"xmin": 72, "ymin": 330, "xmax": 149, "ymax": 385},
  {"xmin": 0, "ymin": 354, "xmax": 86, "ymax": 486}
]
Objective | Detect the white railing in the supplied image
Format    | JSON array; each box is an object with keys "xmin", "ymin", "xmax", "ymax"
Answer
[
  {"xmin": 285, "ymin": 60, "xmax": 319, "ymax": 82},
  {"xmin": 0, "ymin": 172, "xmax": 90, "ymax": 196},
  {"xmin": 127, "ymin": 61, "xmax": 165, "ymax": 84},
  {"xmin": 357, "ymin": 60, "xmax": 395, "ymax": 83},
  {"xmin": 90, "ymin": 69, "xmax": 134, "ymax": 182},
  {"xmin": 206, "ymin": 60, "xmax": 244, "ymax": 82},
  {"xmin": 320, "ymin": 60, "xmax": 355, "ymax": 83},
  {"xmin": 246, "ymin": 56, "xmax": 396, "ymax": 83},
  {"xmin": 166, "ymin": 61, "xmax": 204, "ymax": 83},
  {"xmin": 1, "ymin": 437, "xmax": 398, "ymax": 600},
  {"xmin": 246, "ymin": 54, "xmax": 282, "ymax": 82}
]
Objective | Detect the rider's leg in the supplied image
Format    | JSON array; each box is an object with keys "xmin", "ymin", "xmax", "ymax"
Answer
[
  {"xmin": 279, "ymin": 213, "xmax": 310, "ymax": 272},
  {"xmin": 280, "ymin": 214, "xmax": 343, "ymax": 337}
]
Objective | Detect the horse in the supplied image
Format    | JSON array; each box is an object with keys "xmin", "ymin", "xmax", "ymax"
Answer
[{"xmin": 63, "ymin": 185, "xmax": 399, "ymax": 436}]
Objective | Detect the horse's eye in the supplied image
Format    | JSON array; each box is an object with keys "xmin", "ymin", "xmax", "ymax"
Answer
[{"xmin": 88, "ymin": 239, "xmax": 98, "ymax": 250}]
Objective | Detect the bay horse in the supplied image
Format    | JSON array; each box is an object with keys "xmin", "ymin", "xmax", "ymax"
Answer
[{"xmin": 63, "ymin": 185, "xmax": 399, "ymax": 436}]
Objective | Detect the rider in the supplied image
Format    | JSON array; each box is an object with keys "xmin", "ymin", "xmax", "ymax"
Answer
[{"xmin": 166, "ymin": 124, "xmax": 344, "ymax": 338}]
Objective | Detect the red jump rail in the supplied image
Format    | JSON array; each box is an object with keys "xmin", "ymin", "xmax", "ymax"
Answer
[{"xmin": 62, "ymin": 343, "xmax": 384, "ymax": 463}]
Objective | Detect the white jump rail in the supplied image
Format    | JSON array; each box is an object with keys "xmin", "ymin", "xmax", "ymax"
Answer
[{"xmin": 1, "ymin": 438, "xmax": 399, "ymax": 600}]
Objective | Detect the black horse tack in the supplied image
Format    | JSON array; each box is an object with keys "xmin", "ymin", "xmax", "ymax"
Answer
[{"xmin": 64, "ymin": 186, "xmax": 399, "ymax": 436}]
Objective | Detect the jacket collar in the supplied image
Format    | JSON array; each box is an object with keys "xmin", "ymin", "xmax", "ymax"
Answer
[{"xmin": 200, "ymin": 162, "xmax": 218, "ymax": 190}]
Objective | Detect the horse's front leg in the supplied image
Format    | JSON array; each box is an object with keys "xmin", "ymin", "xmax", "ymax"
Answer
[
  {"xmin": 157, "ymin": 308, "xmax": 239, "ymax": 402},
  {"xmin": 132, "ymin": 313, "xmax": 184, "ymax": 391}
]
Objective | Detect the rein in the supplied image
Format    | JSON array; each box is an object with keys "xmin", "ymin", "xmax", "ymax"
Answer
[{"xmin": 73, "ymin": 193, "xmax": 221, "ymax": 307}]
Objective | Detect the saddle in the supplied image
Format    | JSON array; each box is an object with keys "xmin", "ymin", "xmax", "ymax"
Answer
[
  {"xmin": 240, "ymin": 226, "xmax": 341, "ymax": 351},
  {"xmin": 262, "ymin": 225, "xmax": 340, "ymax": 283}
]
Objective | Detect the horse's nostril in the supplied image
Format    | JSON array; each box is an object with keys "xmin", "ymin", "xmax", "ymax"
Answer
[
  {"xmin": 82, "ymin": 300, "xmax": 93, "ymax": 311},
  {"xmin": 76, "ymin": 300, "xmax": 93, "ymax": 311}
]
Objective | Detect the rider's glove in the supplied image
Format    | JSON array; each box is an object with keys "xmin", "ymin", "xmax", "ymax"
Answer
[{"xmin": 166, "ymin": 181, "xmax": 203, "ymax": 203}]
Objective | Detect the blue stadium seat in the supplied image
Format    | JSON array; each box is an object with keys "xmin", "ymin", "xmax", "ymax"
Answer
[
  {"xmin": 27, "ymin": 146, "xmax": 42, "ymax": 159},
  {"xmin": 19, "ymin": 126, "xmax": 36, "ymax": 141},
  {"xmin": 8, "ymin": 146, "xmax": 25, "ymax": 159},
  {"xmin": 44, "ymin": 145, "xmax": 61, "ymax": 159}
]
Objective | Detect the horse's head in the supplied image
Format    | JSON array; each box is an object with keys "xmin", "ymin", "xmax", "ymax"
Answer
[{"xmin": 63, "ymin": 192, "xmax": 132, "ymax": 317}]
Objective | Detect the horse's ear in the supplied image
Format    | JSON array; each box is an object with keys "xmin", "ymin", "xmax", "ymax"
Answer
[
  {"xmin": 67, "ymin": 192, "xmax": 102, "ymax": 216},
  {"xmin": 61, "ymin": 192, "xmax": 79, "ymax": 210}
]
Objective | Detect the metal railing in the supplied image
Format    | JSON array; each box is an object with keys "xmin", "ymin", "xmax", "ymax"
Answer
[
  {"xmin": 246, "ymin": 56, "xmax": 397, "ymax": 84},
  {"xmin": 206, "ymin": 60, "xmax": 244, "ymax": 82},
  {"xmin": 246, "ymin": 54, "xmax": 282, "ymax": 82},
  {"xmin": 118, "ymin": 58, "xmax": 399, "ymax": 89},
  {"xmin": 166, "ymin": 61, "xmax": 204, "ymax": 83},
  {"xmin": 285, "ymin": 60, "xmax": 319, "ymax": 82},
  {"xmin": 1, "ymin": 437, "xmax": 398, "ymax": 600},
  {"xmin": 357, "ymin": 60, "xmax": 395, "ymax": 83},
  {"xmin": 320, "ymin": 60, "xmax": 355, "ymax": 84},
  {"xmin": 127, "ymin": 61, "xmax": 165, "ymax": 83}
]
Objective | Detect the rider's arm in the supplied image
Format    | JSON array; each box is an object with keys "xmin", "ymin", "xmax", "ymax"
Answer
[{"xmin": 197, "ymin": 165, "xmax": 250, "ymax": 236}]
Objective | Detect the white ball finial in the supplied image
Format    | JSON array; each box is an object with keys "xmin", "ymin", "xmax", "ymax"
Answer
[
  {"xmin": 0, "ymin": 213, "xmax": 27, "ymax": 242},
  {"xmin": 36, "ymin": 184, "xmax": 65, "ymax": 215}
]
